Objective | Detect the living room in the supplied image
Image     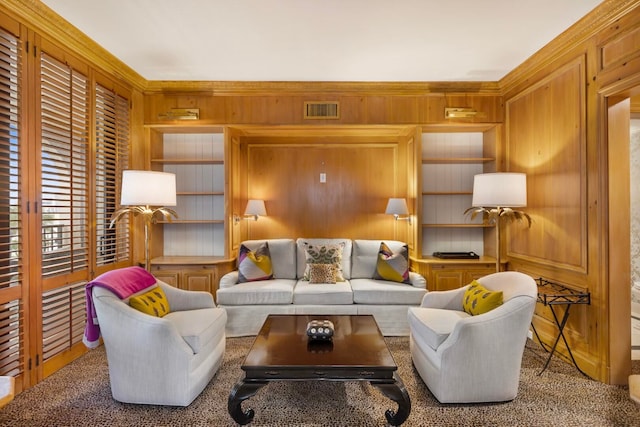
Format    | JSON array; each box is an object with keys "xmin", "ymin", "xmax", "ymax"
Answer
[{"xmin": 0, "ymin": 0, "xmax": 639, "ymax": 425}]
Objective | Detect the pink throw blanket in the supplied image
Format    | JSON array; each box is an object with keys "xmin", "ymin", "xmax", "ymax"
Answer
[{"xmin": 83, "ymin": 266, "xmax": 156, "ymax": 349}]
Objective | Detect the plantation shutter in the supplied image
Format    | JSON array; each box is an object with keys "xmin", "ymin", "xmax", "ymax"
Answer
[
  {"xmin": 95, "ymin": 84, "xmax": 130, "ymax": 266},
  {"xmin": 0, "ymin": 26, "xmax": 23, "ymax": 376},
  {"xmin": 39, "ymin": 52, "xmax": 90, "ymax": 362}
]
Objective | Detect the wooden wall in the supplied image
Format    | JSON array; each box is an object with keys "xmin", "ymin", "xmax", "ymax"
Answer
[{"xmin": 500, "ymin": 0, "xmax": 640, "ymax": 384}]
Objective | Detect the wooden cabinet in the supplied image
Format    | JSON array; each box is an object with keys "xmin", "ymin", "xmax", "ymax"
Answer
[
  {"xmin": 150, "ymin": 256, "xmax": 235, "ymax": 301},
  {"xmin": 412, "ymin": 258, "xmax": 498, "ymax": 291},
  {"xmin": 416, "ymin": 124, "xmax": 502, "ymax": 289}
]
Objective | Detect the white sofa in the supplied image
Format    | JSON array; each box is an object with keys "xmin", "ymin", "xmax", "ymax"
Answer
[{"xmin": 217, "ymin": 238, "xmax": 427, "ymax": 336}]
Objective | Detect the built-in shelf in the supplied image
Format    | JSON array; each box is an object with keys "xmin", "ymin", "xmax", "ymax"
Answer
[
  {"xmin": 151, "ymin": 158, "xmax": 224, "ymax": 165},
  {"xmin": 422, "ymin": 224, "xmax": 493, "ymax": 228},
  {"xmin": 177, "ymin": 191, "xmax": 225, "ymax": 196},
  {"xmin": 422, "ymin": 157, "xmax": 494, "ymax": 164},
  {"xmin": 159, "ymin": 220, "xmax": 225, "ymax": 224}
]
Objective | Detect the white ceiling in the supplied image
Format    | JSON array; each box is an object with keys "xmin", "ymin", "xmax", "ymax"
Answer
[{"xmin": 41, "ymin": 0, "xmax": 603, "ymax": 82}]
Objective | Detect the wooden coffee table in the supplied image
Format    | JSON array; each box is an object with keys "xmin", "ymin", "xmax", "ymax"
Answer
[{"xmin": 228, "ymin": 314, "xmax": 411, "ymax": 425}]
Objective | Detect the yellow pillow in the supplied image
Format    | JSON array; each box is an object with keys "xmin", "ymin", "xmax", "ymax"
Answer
[
  {"xmin": 462, "ymin": 280, "xmax": 503, "ymax": 315},
  {"xmin": 129, "ymin": 286, "xmax": 170, "ymax": 317}
]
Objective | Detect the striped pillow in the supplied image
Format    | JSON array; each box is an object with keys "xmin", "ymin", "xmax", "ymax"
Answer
[
  {"xmin": 373, "ymin": 242, "xmax": 410, "ymax": 284},
  {"xmin": 238, "ymin": 243, "xmax": 274, "ymax": 283}
]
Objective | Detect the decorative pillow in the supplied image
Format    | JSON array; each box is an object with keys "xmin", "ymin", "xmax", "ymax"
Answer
[
  {"xmin": 309, "ymin": 263, "xmax": 337, "ymax": 284},
  {"xmin": 303, "ymin": 243, "xmax": 345, "ymax": 281},
  {"xmin": 238, "ymin": 243, "xmax": 273, "ymax": 283},
  {"xmin": 462, "ymin": 280, "xmax": 504, "ymax": 315},
  {"xmin": 373, "ymin": 242, "xmax": 410, "ymax": 284},
  {"xmin": 129, "ymin": 286, "xmax": 170, "ymax": 317}
]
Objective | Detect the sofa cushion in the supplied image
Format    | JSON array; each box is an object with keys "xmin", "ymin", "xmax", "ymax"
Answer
[
  {"xmin": 352, "ymin": 240, "xmax": 408, "ymax": 279},
  {"xmin": 373, "ymin": 242, "xmax": 410, "ymax": 284},
  {"xmin": 297, "ymin": 238, "xmax": 352, "ymax": 280},
  {"xmin": 309, "ymin": 263, "xmax": 337, "ymax": 284},
  {"xmin": 129, "ymin": 286, "xmax": 170, "ymax": 317},
  {"xmin": 408, "ymin": 306, "xmax": 470, "ymax": 351},
  {"xmin": 463, "ymin": 280, "xmax": 504, "ymax": 315},
  {"xmin": 293, "ymin": 280, "xmax": 353, "ymax": 305},
  {"xmin": 239, "ymin": 239, "xmax": 297, "ymax": 279},
  {"xmin": 216, "ymin": 279, "xmax": 296, "ymax": 305},
  {"xmin": 238, "ymin": 242, "xmax": 273, "ymax": 283},
  {"xmin": 350, "ymin": 278, "xmax": 426, "ymax": 305},
  {"xmin": 164, "ymin": 307, "xmax": 226, "ymax": 354}
]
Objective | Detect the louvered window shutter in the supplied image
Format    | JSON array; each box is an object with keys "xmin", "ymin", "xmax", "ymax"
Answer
[
  {"xmin": 40, "ymin": 52, "xmax": 90, "ymax": 361},
  {"xmin": 95, "ymin": 84, "xmax": 130, "ymax": 266},
  {"xmin": 0, "ymin": 26, "xmax": 23, "ymax": 376}
]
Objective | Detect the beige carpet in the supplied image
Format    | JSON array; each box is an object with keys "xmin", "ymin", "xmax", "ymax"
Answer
[{"xmin": 0, "ymin": 337, "xmax": 638, "ymax": 426}]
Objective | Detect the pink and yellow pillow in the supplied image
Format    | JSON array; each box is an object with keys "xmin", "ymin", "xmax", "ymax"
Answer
[
  {"xmin": 373, "ymin": 242, "xmax": 410, "ymax": 284},
  {"xmin": 238, "ymin": 242, "xmax": 274, "ymax": 283}
]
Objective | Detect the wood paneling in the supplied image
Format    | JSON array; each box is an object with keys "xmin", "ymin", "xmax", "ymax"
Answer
[
  {"xmin": 242, "ymin": 143, "xmax": 403, "ymax": 241},
  {"xmin": 506, "ymin": 58, "xmax": 586, "ymax": 272}
]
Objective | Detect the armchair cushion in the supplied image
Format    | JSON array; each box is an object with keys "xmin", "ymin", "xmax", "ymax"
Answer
[
  {"xmin": 238, "ymin": 242, "xmax": 273, "ymax": 283},
  {"xmin": 408, "ymin": 306, "xmax": 470, "ymax": 350},
  {"xmin": 462, "ymin": 280, "xmax": 503, "ymax": 315},
  {"xmin": 129, "ymin": 286, "xmax": 170, "ymax": 317},
  {"xmin": 164, "ymin": 307, "xmax": 226, "ymax": 353}
]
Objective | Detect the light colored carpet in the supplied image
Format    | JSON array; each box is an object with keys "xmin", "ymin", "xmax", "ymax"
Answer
[{"xmin": 0, "ymin": 337, "xmax": 638, "ymax": 426}]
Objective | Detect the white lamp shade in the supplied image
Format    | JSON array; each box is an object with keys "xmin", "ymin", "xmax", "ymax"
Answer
[
  {"xmin": 244, "ymin": 199, "xmax": 267, "ymax": 216},
  {"xmin": 472, "ymin": 173, "xmax": 527, "ymax": 208},
  {"xmin": 120, "ymin": 170, "xmax": 177, "ymax": 206},
  {"xmin": 385, "ymin": 198, "xmax": 409, "ymax": 215}
]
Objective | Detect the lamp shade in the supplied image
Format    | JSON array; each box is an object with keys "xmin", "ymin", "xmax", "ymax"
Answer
[
  {"xmin": 244, "ymin": 199, "xmax": 267, "ymax": 216},
  {"xmin": 120, "ymin": 170, "xmax": 177, "ymax": 206},
  {"xmin": 385, "ymin": 198, "xmax": 409, "ymax": 215},
  {"xmin": 472, "ymin": 173, "xmax": 527, "ymax": 208}
]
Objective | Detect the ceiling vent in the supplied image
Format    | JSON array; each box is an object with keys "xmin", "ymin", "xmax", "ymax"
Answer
[{"xmin": 304, "ymin": 101, "xmax": 340, "ymax": 119}]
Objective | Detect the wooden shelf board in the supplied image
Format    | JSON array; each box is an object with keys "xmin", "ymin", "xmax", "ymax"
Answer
[
  {"xmin": 150, "ymin": 255, "xmax": 233, "ymax": 266},
  {"xmin": 177, "ymin": 192, "xmax": 225, "ymax": 196},
  {"xmin": 158, "ymin": 220, "xmax": 224, "ymax": 224},
  {"xmin": 421, "ymin": 223, "xmax": 493, "ymax": 228},
  {"xmin": 422, "ymin": 157, "xmax": 494, "ymax": 164},
  {"xmin": 151, "ymin": 158, "xmax": 224, "ymax": 165},
  {"xmin": 422, "ymin": 191, "xmax": 473, "ymax": 196}
]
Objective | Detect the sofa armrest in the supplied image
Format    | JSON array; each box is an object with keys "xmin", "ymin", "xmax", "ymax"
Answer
[
  {"xmin": 219, "ymin": 271, "xmax": 239, "ymax": 289},
  {"xmin": 158, "ymin": 281, "xmax": 215, "ymax": 310},
  {"xmin": 408, "ymin": 271, "xmax": 427, "ymax": 289},
  {"xmin": 419, "ymin": 285, "xmax": 468, "ymax": 309}
]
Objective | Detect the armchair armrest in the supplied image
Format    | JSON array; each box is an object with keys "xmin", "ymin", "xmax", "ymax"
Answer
[
  {"xmin": 420, "ymin": 286, "xmax": 468, "ymax": 309},
  {"xmin": 158, "ymin": 281, "xmax": 214, "ymax": 311},
  {"xmin": 219, "ymin": 271, "xmax": 239, "ymax": 289}
]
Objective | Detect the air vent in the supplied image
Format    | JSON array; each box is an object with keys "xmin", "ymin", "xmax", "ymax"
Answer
[{"xmin": 304, "ymin": 101, "xmax": 340, "ymax": 119}]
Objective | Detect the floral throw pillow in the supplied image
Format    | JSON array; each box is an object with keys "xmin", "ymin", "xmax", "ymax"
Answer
[{"xmin": 303, "ymin": 242, "xmax": 345, "ymax": 281}]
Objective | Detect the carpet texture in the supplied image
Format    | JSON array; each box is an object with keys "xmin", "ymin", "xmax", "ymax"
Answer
[{"xmin": 1, "ymin": 337, "xmax": 639, "ymax": 426}]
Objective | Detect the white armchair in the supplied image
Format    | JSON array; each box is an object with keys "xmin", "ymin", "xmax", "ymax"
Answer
[
  {"xmin": 92, "ymin": 280, "xmax": 227, "ymax": 406},
  {"xmin": 408, "ymin": 271, "xmax": 537, "ymax": 403}
]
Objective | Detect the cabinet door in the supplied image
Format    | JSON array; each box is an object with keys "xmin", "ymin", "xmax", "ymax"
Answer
[
  {"xmin": 432, "ymin": 269, "xmax": 464, "ymax": 291},
  {"xmin": 152, "ymin": 270, "xmax": 181, "ymax": 288},
  {"xmin": 463, "ymin": 268, "xmax": 496, "ymax": 284},
  {"xmin": 183, "ymin": 271, "xmax": 213, "ymax": 293}
]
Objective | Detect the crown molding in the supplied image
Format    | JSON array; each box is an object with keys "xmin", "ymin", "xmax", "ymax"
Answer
[
  {"xmin": 499, "ymin": 0, "xmax": 640, "ymax": 95},
  {"xmin": 143, "ymin": 80, "xmax": 502, "ymax": 96}
]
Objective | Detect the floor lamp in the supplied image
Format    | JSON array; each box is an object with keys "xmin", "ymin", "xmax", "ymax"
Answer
[
  {"xmin": 465, "ymin": 173, "xmax": 531, "ymax": 272},
  {"xmin": 110, "ymin": 170, "xmax": 178, "ymax": 271}
]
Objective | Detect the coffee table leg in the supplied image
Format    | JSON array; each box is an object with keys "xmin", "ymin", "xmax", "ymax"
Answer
[
  {"xmin": 228, "ymin": 380, "xmax": 267, "ymax": 425},
  {"xmin": 371, "ymin": 373, "xmax": 411, "ymax": 426}
]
